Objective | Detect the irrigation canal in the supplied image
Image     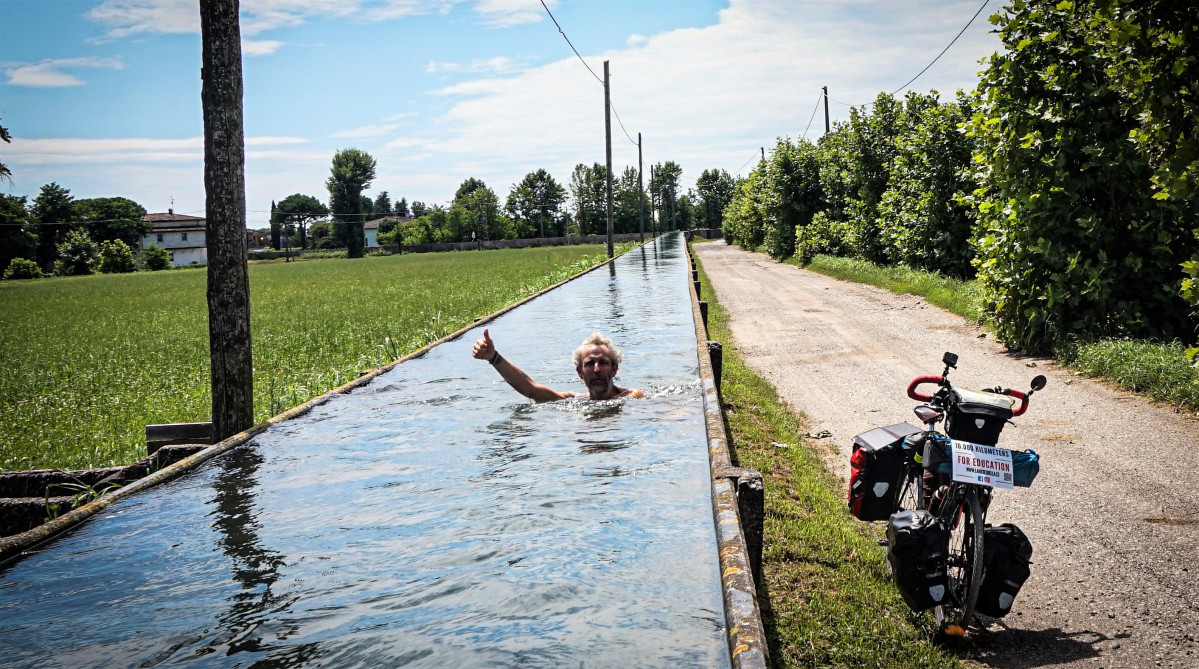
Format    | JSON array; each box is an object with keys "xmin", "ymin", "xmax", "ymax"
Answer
[{"xmin": 0, "ymin": 233, "xmax": 731, "ymax": 667}]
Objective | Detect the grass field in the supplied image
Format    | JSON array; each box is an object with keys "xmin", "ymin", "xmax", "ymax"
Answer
[
  {"xmin": 693, "ymin": 243, "xmax": 964, "ymax": 667},
  {"xmin": 0, "ymin": 244, "xmax": 626, "ymax": 472}
]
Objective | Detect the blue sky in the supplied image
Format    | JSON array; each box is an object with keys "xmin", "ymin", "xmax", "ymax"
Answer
[{"xmin": 1, "ymin": 0, "xmax": 1003, "ymax": 227}]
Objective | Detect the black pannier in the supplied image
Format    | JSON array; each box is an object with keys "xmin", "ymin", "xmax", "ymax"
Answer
[
  {"xmin": 848, "ymin": 423, "xmax": 921, "ymax": 521},
  {"xmin": 976, "ymin": 523, "xmax": 1033, "ymax": 618},
  {"xmin": 886, "ymin": 509, "xmax": 949, "ymax": 611},
  {"xmin": 945, "ymin": 388, "xmax": 1015, "ymax": 446}
]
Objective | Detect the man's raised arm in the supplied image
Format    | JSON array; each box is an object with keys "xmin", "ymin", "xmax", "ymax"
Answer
[{"xmin": 472, "ymin": 329, "xmax": 571, "ymax": 402}]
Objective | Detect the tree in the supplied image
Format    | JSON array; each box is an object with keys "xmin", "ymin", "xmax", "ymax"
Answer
[
  {"xmin": 201, "ymin": 0, "xmax": 254, "ymax": 441},
  {"xmin": 74, "ymin": 196, "xmax": 150, "ymax": 248},
  {"xmin": 99, "ymin": 239, "xmax": 137, "ymax": 273},
  {"xmin": 373, "ymin": 191, "xmax": 392, "ymax": 216},
  {"xmin": 0, "ymin": 117, "xmax": 10, "ymax": 183},
  {"xmin": 455, "ymin": 178, "xmax": 487, "ymax": 202},
  {"xmin": 694, "ymin": 169, "xmax": 736, "ymax": 230},
  {"xmin": 275, "ymin": 193, "xmax": 328, "ymax": 250},
  {"xmin": 505, "ymin": 169, "xmax": 567, "ymax": 238},
  {"xmin": 142, "ymin": 243, "xmax": 173, "ymax": 270},
  {"xmin": 411, "ymin": 200, "xmax": 427, "ymax": 218},
  {"xmin": 613, "ymin": 167, "xmax": 643, "ymax": 234},
  {"xmin": 569, "ymin": 163, "xmax": 608, "ymax": 235},
  {"xmin": 0, "ymin": 193, "xmax": 34, "ymax": 273},
  {"xmin": 269, "ymin": 200, "xmax": 280, "ymax": 250},
  {"xmin": 649, "ymin": 161, "xmax": 682, "ymax": 230},
  {"xmin": 763, "ymin": 138, "xmax": 824, "ymax": 260},
  {"xmin": 452, "ymin": 181, "xmax": 500, "ymax": 242},
  {"xmin": 395, "ymin": 197, "xmax": 409, "ymax": 217},
  {"xmin": 54, "ymin": 228, "xmax": 99, "ymax": 276},
  {"xmin": 30, "ymin": 182, "xmax": 75, "ymax": 272},
  {"xmin": 326, "ymin": 148, "xmax": 377, "ymax": 258},
  {"xmin": 967, "ymin": 0, "xmax": 1197, "ymax": 352}
]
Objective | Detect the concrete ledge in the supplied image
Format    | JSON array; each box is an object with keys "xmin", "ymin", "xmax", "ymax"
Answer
[
  {"xmin": 0, "ymin": 239, "xmax": 651, "ymax": 566},
  {"xmin": 687, "ymin": 244, "xmax": 771, "ymax": 668}
]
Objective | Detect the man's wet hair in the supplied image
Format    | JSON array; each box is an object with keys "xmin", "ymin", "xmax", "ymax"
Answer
[{"xmin": 572, "ymin": 331, "xmax": 623, "ymax": 368}]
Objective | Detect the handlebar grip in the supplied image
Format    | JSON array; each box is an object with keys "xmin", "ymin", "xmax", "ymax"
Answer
[
  {"xmin": 907, "ymin": 375, "xmax": 943, "ymax": 402},
  {"xmin": 1004, "ymin": 388, "xmax": 1029, "ymax": 416}
]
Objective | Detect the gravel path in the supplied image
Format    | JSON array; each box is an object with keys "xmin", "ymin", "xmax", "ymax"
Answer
[{"xmin": 695, "ymin": 242, "xmax": 1199, "ymax": 669}]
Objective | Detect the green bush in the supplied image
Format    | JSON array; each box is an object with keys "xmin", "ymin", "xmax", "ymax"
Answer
[
  {"xmin": 99, "ymin": 239, "xmax": 137, "ymax": 274},
  {"xmin": 721, "ymin": 169, "xmax": 767, "ymax": 250},
  {"xmin": 142, "ymin": 243, "xmax": 173, "ymax": 270},
  {"xmin": 763, "ymin": 138, "xmax": 823, "ymax": 260},
  {"xmin": 795, "ymin": 211, "xmax": 849, "ymax": 264},
  {"xmin": 3, "ymin": 257, "xmax": 42, "ymax": 280},
  {"xmin": 967, "ymin": 0, "xmax": 1198, "ymax": 353},
  {"xmin": 54, "ymin": 228, "xmax": 100, "ymax": 276}
]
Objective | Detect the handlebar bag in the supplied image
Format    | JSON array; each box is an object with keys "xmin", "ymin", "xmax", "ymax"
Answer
[
  {"xmin": 1012, "ymin": 449, "xmax": 1040, "ymax": 487},
  {"xmin": 945, "ymin": 388, "xmax": 1015, "ymax": 446},
  {"xmin": 886, "ymin": 509, "xmax": 950, "ymax": 612},
  {"xmin": 975, "ymin": 523, "xmax": 1033, "ymax": 618},
  {"xmin": 849, "ymin": 423, "xmax": 921, "ymax": 521}
]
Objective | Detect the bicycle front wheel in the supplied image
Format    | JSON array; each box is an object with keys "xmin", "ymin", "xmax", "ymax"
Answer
[
  {"xmin": 935, "ymin": 487, "xmax": 984, "ymax": 634},
  {"xmin": 895, "ymin": 461, "xmax": 924, "ymax": 512}
]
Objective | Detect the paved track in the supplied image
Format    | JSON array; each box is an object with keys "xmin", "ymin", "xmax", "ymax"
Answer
[{"xmin": 695, "ymin": 241, "xmax": 1199, "ymax": 669}]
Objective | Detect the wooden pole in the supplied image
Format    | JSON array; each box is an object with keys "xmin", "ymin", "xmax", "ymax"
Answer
[
  {"xmin": 638, "ymin": 132, "xmax": 645, "ymax": 242},
  {"xmin": 823, "ymin": 85, "xmax": 831, "ymax": 135},
  {"xmin": 604, "ymin": 60, "xmax": 614, "ymax": 258},
  {"xmin": 199, "ymin": 0, "xmax": 254, "ymax": 442}
]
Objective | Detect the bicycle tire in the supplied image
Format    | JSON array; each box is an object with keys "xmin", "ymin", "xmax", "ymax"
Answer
[
  {"xmin": 935, "ymin": 487, "xmax": 984, "ymax": 633},
  {"xmin": 894, "ymin": 461, "xmax": 924, "ymax": 512}
]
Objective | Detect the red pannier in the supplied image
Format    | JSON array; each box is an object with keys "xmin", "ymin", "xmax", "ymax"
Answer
[{"xmin": 848, "ymin": 423, "xmax": 922, "ymax": 521}]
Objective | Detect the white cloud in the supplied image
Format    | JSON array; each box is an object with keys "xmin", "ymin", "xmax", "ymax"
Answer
[
  {"xmin": 472, "ymin": 0, "xmax": 551, "ymax": 27},
  {"xmin": 426, "ymin": 56, "xmax": 523, "ymax": 75},
  {"xmin": 6, "ymin": 136, "xmax": 306, "ymax": 165},
  {"xmin": 626, "ymin": 34, "xmax": 647, "ymax": 48},
  {"xmin": 4, "ymin": 57, "xmax": 125, "ymax": 88},
  {"xmin": 242, "ymin": 39, "xmax": 284, "ymax": 55}
]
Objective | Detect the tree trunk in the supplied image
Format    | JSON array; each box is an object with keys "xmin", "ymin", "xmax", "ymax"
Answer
[{"xmin": 200, "ymin": 0, "xmax": 254, "ymax": 442}]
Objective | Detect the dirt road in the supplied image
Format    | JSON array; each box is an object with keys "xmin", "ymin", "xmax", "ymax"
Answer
[{"xmin": 695, "ymin": 242, "xmax": 1199, "ymax": 668}]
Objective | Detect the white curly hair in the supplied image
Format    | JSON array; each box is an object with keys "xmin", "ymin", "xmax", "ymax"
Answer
[{"xmin": 571, "ymin": 331, "xmax": 623, "ymax": 368}]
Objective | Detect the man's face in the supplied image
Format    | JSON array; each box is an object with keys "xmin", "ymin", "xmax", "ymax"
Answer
[{"xmin": 576, "ymin": 344, "xmax": 618, "ymax": 395}]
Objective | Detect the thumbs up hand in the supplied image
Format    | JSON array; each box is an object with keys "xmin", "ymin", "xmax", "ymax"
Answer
[{"xmin": 473, "ymin": 328, "xmax": 497, "ymax": 362}]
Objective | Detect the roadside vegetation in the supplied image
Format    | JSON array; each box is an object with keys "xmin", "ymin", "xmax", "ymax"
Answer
[
  {"xmin": 720, "ymin": 1, "xmax": 1199, "ymax": 412},
  {"xmin": 0, "ymin": 244, "xmax": 628, "ymax": 472},
  {"xmin": 693, "ymin": 247, "xmax": 963, "ymax": 667}
]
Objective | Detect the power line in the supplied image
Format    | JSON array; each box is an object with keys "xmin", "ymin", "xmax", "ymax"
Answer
[
  {"xmin": 733, "ymin": 149, "xmax": 761, "ymax": 176},
  {"xmin": 801, "ymin": 91, "xmax": 825, "ymax": 139},
  {"xmin": 891, "ymin": 0, "xmax": 990, "ymax": 95},
  {"xmin": 539, "ymin": 0, "xmax": 602, "ymax": 85}
]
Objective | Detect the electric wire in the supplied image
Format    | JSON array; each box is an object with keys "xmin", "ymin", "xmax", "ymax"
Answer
[{"xmin": 801, "ymin": 91, "xmax": 825, "ymax": 139}]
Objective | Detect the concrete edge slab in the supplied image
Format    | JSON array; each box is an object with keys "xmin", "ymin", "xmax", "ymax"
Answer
[
  {"xmin": 687, "ymin": 244, "xmax": 771, "ymax": 668},
  {"xmin": 0, "ymin": 239, "xmax": 653, "ymax": 567}
]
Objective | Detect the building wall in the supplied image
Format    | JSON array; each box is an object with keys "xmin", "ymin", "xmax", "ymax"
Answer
[
  {"xmin": 141, "ymin": 230, "xmax": 209, "ymax": 265},
  {"xmin": 364, "ymin": 228, "xmax": 378, "ymax": 248}
]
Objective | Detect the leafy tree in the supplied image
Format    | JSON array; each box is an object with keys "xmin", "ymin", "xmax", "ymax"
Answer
[
  {"xmin": 613, "ymin": 167, "xmax": 644, "ymax": 234},
  {"xmin": 763, "ymin": 138, "xmax": 823, "ymax": 260},
  {"xmin": 3, "ymin": 257, "xmax": 40, "ymax": 280},
  {"xmin": 275, "ymin": 193, "xmax": 328, "ymax": 250},
  {"xmin": 326, "ymin": 148, "xmax": 377, "ymax": 258},
  {"xmin": 453, "ymin": 184, "xmax": 501, "ymax": 242},
  {"xmin": 74, "ymin": 196, "xmax": 150, "ymax": 248},
  {"xmin": 395, "ymin": 197, "xmax": 409, "ymax": 217},
  {"xmin": 649, "ymin": 161, "xmax": 683, "ymax": 230},
  {"xmin": 722, "ymin": 167, "xmax": 768, "ymax": 250},
  {"xmin": 410, "ymin": 200, "xmax": 427, "ymax": 218},
  {"xmin": 506, "ymin": 169, "xmax": 568, "ymax": 238},
  {"xmin": 569, "ymin": 163, "xmax": 609, "ymax": 235},
  {"xmin": 142, "ymin": 243, "xmax": 173, "ymax": 270},
  {"xmin": 0, "ymin": 194, "xmax": 34, "ymax": 273},
  {"xmin": 694, "ymin": 169, "xmax": 736, "ymax": 230},
  {"xmin": 31, "ymin": 183, "xmax": 76, "ymax": 271},
  {"xmin": 54, "ymin": 228, "xmax": 99, "ymax": 276},
  {"xmin": 455, "ymin": 178, "xmax": 487, "ymax": 202},
  {"xmin": 967, "ymin": 0, "xmax": 1197, "ymax": 352},
  {"xmin": 269, "ymin": 200, "xmax": 280, "ymax": 249},
  {"xmin": 98, "ymin": 239, "xmax": 137, "ymax": 273},
  {"xmin": 359, "ymin": 195, "xmax": 374, "ymax": 221},
  {"xmin": 373, "ymin": 190, "xmax": 392, "ymax": 217}
]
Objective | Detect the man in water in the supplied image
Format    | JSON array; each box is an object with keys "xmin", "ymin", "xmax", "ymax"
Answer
[{"xmin": 472, "ymin": 329, "xmax": 644, "ymax": 401}]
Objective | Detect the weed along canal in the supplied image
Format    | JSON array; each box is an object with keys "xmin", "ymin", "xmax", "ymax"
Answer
[{"xmin": 0, "ymin": 234, "xmax": 740, "ymax": 667}]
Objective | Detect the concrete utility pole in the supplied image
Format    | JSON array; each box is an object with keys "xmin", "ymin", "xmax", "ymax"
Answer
[
  {"xmin": 603, "ymin": 60, "xmax": 614, "ymax": 258},
  {"xmin": 638, "ymin": 132, "xmax": 645, "ymax": 242},
  {"xmin": 823, "ymin": 85, "xmax": 831, "ymax": 135},
  {"xmin": 199, "ymin": 0, "xmax": 253, "ymax": 442}
]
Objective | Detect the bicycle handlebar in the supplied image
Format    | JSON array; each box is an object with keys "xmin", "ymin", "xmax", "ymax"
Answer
[
  {"xmin": 907, "ymin": 375, "xmax": 943, "ymax": 402},
  {"xmin": 1004, "ymin": 388, "xmax": 1029, "ymax": 416}
]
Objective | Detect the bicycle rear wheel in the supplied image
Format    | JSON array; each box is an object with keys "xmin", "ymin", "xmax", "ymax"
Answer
[
  {"xmin": 894, "ymin": 461, "xmax": 924, "ymax": 512},
  {"xmin": 935, "ymin": 487, "xmax": 983, "ymax": 635}
]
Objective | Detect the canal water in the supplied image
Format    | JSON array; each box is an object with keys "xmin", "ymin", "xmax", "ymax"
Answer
[{"xmin": 0, "ymin": 233, "xmax": 729, "ymax": 668}]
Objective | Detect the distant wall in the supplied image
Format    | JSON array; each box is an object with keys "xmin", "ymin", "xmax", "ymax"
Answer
[{"xmin": 247, "ymin": 232, "xmax": 661, "ymax": 261}]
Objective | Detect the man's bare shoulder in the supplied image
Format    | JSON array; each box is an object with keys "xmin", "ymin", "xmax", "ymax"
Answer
[{"xmin": 618, "ymin": 388, "xmax": 645, "ymax": 399}]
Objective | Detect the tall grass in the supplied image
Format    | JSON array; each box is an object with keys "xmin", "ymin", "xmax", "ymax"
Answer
[{"xmin": 0, "ymin": 245, "xmax": 626, "ymax": 471}]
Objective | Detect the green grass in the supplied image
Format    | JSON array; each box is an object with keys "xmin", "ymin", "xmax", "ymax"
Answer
[
  {"xmin": 0, "ymin": 244, "xmax": 629, "ymax": 471},
  {"xmin": 693, "ymin": 243, "xmax": 964, "ymax": 668},
  {"xmin": 789, "ymin": 252, "xmax": 1199, "ymax": 412}
]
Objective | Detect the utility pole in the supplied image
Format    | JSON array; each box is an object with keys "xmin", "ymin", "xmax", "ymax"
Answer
[
  {"xmin": 638, "ymin": 132, "xmax": 645, "ymax": 242},
  {"xmin": 603, "ymin": 60, "xmax": 614, "ymax": 258},
  {"xmin": 650, "ymin": 164, "xmax": 657, "ymax": 234},
  {"xmin": 199, "ymin": 0, "xmax": 253, "ymax": 442},
  {"xmin": 823, "ymin": 85, "xmax": 830, "ymax": 135},
  {"xmin": 761, "ymin": 146, "xmax": 765, "ymax": 162}
]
